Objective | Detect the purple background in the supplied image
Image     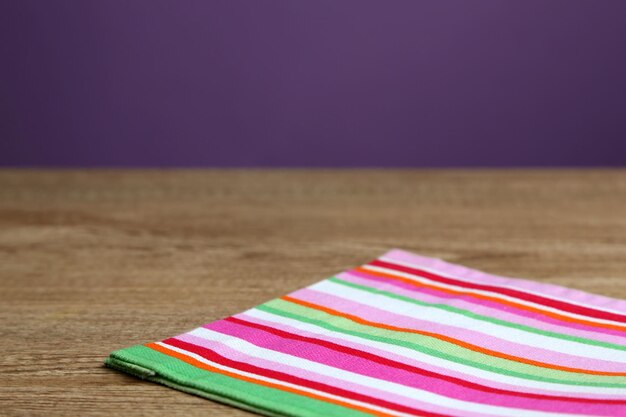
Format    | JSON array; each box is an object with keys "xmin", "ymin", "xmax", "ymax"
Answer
[{"xmin": 2, "ymin": 0, "xmax": 626, "ymax": 167}]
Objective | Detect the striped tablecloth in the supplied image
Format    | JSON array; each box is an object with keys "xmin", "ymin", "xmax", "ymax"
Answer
[{"xmin": 106, "ymin": 249, "xmax": 626, "ymax": 417}]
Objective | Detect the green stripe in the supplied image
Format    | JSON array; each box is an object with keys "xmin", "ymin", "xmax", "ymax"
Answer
[
  {"xmin": 257, "ymin": 301, "xmax": 626, "ymax": 388},
  {"xmin": 107, "ymin": 345, "xmax": 376, "ymax": 417},
  {"xmin": 331, "ymin": 276, "xmax": 626, "ymax": 352}
]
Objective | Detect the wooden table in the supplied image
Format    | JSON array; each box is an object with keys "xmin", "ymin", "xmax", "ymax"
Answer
[{"xmin": 1, "ymin": 169, "xmax": 625, "ymax": 416}]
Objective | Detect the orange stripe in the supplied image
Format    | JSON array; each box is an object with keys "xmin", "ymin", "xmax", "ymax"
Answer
[
  {"xmin": 281, "ymin": 295, "xmax": 626, "ymax": 377},
  {"xmin": 356, "ymin": 267, "xmax": 626, "ymax": 334},
  {"xmin": 146, "ymin": 342, "xmax": 396, "ymax": 417}
]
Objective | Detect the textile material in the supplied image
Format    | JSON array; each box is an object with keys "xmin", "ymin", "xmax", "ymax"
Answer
[{"xmin": 106, "ymin": 249, "xmax": 626, "ymax": 417}]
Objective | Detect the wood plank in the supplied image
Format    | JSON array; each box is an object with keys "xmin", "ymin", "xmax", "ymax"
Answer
[{"xmin": 1, "ymin": 169, "xmax": 625, "ymax": 416}]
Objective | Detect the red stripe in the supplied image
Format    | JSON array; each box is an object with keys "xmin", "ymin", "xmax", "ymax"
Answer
[
  {"xmin": 370, "ymin": 259, "xmax": 626, "ymax": 324},
  {"xmin": 162, "ymin": 337, "xmax": 452, "ymax": 417},
  {"xmin": 226, "ymin": 317, "xmax": 626, "ymax": 405}
]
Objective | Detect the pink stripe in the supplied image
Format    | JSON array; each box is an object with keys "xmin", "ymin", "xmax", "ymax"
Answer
[
  {"xmin": 362, "ymin": 261, "xmax": 626, "ymax": 339},
  {"xmin": 237, "ymin": 312, "xmax": 626, "ymax": 402},
  {"xmin": 338, "ymin": 270, "xmax": 626, "ymax": 347},
  {"xmin": 291, "ymin": 287, "xmax": 626, "ymax": 373},
  {"xmin": 383, "ymin": 249, "xmax": 626, "ymax": 313},
  {"xmin": 173, "ymin": 333, "xmax": 486, "ymax": 417},
  {"xmin": 203, "ymin": 317, "xmax": 623, "ymax": 415},
  {"xmin": 353, "ymin": 267, "xmax": 626, "ymax": 339}
]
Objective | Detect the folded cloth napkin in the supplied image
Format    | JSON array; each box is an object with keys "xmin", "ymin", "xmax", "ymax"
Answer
[{"xmin": 106, "ymin": 249, "xmax": 626, "ymax": 417}]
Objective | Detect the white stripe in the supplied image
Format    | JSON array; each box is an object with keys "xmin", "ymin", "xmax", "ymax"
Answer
[
  {"xmin": 155, "ymin": 341, "xmax": 409, "ymax": 417},
  {"xmin": 319, "ymin": 278, "xmax": 626, "ymax": 363},
  {"xmin": 244, "ymin": 308, "xmax": 626, "ymax": 396},
  {"xmin": 183, "ymin": 333, "xmax": 444, "ymax": 416},
  {"xmin": 365, "ymin": 263, "xmax": 625, "ymax": 328},
  {"xmin": 186, "ymin": 328, "xmax": 579, "ymax": 417},
  {"xmin": 379, "ymin": 255, "xmax": 626, "ymax": 322}
]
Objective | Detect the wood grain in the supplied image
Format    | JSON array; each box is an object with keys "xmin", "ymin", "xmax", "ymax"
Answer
[{"xmin": 1, "ymin": 169, "xmax": 625, "ymax": 416}]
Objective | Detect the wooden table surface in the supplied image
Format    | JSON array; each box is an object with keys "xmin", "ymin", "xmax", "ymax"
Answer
[{"xmin": 1, "ymin": 169, "xmax": 626, "ymax": 416}]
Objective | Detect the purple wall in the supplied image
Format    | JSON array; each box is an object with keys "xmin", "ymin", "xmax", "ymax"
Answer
[{"xmin": 2, "ymin": 0, "xmax": 626, "ymax": 167}]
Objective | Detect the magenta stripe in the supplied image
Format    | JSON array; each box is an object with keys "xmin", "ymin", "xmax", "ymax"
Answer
[
  {"xmin": 291, "ymin": 287, "xmax": 626, "ymax": 373},
  {"xmin": 237, "ymin": 311, "xmax": 626, "ymax": 402},
  {"xmin": 350, "ymin": 267, "xmax": 626, "ymax": 339},
  {"xmin": 362, "ymin": 262, "xmax": 626, "ymax": 339},
  {"xmin": 338, "ymin": 270, "xmax": 626, "ymax": 346},
  {"xmin": 383, "ymin": 249, "xmax": 626, "ymax": 314},
  {"xmin": 173, "ymin": 333, "xmax": 488, "ymax": 417},
  {"xmin": 203, "ymin": 317, "xmax": 622, "ymax": 415}
]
